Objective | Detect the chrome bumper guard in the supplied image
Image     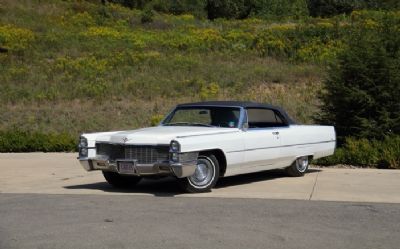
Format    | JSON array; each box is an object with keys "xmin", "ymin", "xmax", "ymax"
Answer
[{"xmin": 78, "ymin": 153, "xmax": 198, "ymax": 178}]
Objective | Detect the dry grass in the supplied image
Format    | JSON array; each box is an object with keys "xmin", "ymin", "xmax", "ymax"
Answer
[
  {"xmin": 0, "ymin": 80, "xmax": 322, "ymax": 136},
  {"xmin": 0, "ymin": 0, "xmax": 324, "ymax": 136}
]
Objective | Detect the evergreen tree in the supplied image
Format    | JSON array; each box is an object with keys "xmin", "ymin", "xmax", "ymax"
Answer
[{"xmin": 318, "ymin": 13, "xmax": 400, "ymax": 142}]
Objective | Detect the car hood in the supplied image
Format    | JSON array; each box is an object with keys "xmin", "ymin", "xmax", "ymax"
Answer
[{"xmin": 95, "ymin": 126, "xmax": 238, "ymax": 145}]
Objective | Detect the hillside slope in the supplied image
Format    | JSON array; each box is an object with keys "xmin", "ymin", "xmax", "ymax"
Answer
[{"xmin": 0, "ymin": 0, "xmax": 324, "ymax": 136}]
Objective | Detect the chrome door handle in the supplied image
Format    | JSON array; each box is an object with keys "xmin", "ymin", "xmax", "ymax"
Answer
[{"xmin": 272, "ymin": 131, "xmax": 279, "ymax": 135}]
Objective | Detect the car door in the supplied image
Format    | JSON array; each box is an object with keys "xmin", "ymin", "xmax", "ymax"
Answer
[{"xmin": 241, "ymin": 108, "xmax": 286, "ymax": 172}]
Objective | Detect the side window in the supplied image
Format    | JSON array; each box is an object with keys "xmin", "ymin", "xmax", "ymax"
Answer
[{"xmin": 247, "ymin": 108, "xmax": 286, "ymax": 128}]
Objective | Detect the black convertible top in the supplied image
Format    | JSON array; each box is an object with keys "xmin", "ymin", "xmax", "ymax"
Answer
[{"xmin": 177, "ymin": 101, "xmax": 297, "ymax": 124}]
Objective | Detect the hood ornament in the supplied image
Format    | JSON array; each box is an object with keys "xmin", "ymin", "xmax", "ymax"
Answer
[{"xmin": 122, "ymin": 137, "xmax": 128, "ymax": 143}]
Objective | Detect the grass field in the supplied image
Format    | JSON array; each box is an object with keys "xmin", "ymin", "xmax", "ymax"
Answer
[
  {"xmin": 0, "ymin": 0, "xmax": 327, "ymax": 136},
  {"xmin": 1, "ymin": 1, "xmax": 399, "ymax": 168}
]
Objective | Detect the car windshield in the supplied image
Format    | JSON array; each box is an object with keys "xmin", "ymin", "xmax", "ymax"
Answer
[{"xmin": 162, "ymin": 106, "xmax": 241, "ymax": 128}]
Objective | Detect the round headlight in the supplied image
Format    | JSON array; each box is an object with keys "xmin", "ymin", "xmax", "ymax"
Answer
[
  {"xmin": 79, "ymin": 136, "xmax": 88, "ymax": 147},
  {"xmin": 80, "ymin": 147, "xmax": 88, "ymax": 157},
  {"xmin": 171, "ymin": 152, "xmax": 179, "ymax": 162},
  {"xmin": 170, "ymin": 140, "xmax": 180, "ymax": 152}
]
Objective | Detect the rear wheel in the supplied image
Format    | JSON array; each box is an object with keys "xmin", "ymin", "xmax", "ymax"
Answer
[
  {"xmin": 178, "ymin": 155, "xmax": 220, "ymax": 193},
  {"xmin": 102, "ymin": 171, "xmax": 142, "ymax": 188},
  {"xmin": 285, "ymin": 156, "xmax": 309, "ymax": 177}
]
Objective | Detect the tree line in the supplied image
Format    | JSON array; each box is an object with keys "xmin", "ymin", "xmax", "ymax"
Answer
[{"xmin": 103, "ymin": 0, "xmax": 400, "ymax": 19}]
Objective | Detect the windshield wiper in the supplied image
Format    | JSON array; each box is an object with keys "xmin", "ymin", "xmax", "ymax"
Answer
[
  {"xmin": 164, "ymin": 122, "xmax": 215, "ymax": 127},
  {"xmin": 163, "ymin": 122, "xmax": 190, "ymax": 126},
  {"xmin": 190, "ymin": 123, "xmax": 216, "ymax": 127}
]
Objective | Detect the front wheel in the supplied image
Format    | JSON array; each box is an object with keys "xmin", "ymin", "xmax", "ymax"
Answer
[
  {"xmin": 178, "ymin": 155, "xmax": 220, "ymax": 193},
  {"xmin": 102, "ymin": 171, "xmax": 142, "ymax": 188},
  {"xmin": 285, "ymin": 156, "xmax": 309, "ymax": 177}
]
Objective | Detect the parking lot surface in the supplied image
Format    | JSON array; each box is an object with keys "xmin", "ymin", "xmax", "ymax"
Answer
[{"xmin": 1, "ymin": 153, "xmax": 400, "ymax": 249}]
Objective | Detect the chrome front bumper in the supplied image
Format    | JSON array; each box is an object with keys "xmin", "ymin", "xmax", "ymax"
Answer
[{"xmin": 79, "ymin": 156, "xmax": 197, "ymax": 178}]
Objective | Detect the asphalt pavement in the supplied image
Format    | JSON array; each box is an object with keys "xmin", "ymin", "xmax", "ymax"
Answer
[
  {"xmin": 1, "ymin": 153, "xmax": 400, "ymax": 249},
  {"xmin": 1, "ymin": 194, "xmax": 399, "ymax": 249}
]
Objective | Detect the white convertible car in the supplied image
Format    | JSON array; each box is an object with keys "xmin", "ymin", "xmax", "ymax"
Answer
[{"xmin": 78, "ymin": 101, "xmax": 335, "ymax": 193}]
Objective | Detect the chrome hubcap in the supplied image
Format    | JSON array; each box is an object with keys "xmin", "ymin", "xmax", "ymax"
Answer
[
  {"xmin": 296, "ymin": 156, "xmax": 309, "ymax": 172},
  {"xmin": 189, "ymin": 159, "xmax": 214, "ymax": 187},
  {"xmin": 194, "ymin": 163, "xmax": 208, "ymax": 181}
]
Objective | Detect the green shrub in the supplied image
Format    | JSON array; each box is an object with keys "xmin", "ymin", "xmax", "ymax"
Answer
[
  {"xmin": 70, "ymin": 12, "xmax": 96, "ymax": 27},
  {"xmin": 254, "ymin": 20, "xmax": 344, "ymax": 62},
  {"xmin": 250, "ymin": 0, "xmax": 308, "ymax": 19},
  {"xmin": 109, "ymin": 0, "xmax": 208, "ymax": 17},
  {"xmin": 152, "ymin": 0, "xmax": 207, "ymax": 17},
  {"xmin": 317, "ymin": 12, "xmax": 400, "ymax": 141},
  {"xmin": 0, "ymin": 130, "xmax": 77, "ymax": 152},
  {"xmin": 307, "ymin": 0, "xmax": 400, "ymax": 18},
  {"xmin": 200, "ymin": 82, "xmax": 220, "ymax": 100},
  {"xmin": 150, "ymin": 114, "xmax": 164, "ymax": 126},
  {"xmin": 108, "ymin": 0, "xmax": 150, "ymax": 9},
  {"xmin": 141, "ymin": 7, "xmax": 155, "ymax": 23},
  {"xmin": 379, "ymin": 136, "xmax": 400, "ymax": 169},
  {"xmin": 314, "ymin": 147, "xmax": 347, "ymax": 165},
  {"xmin": 0, "ymin": 24, "xmax": 35, "ymax": 52},
  {"xmin": 315, "ymin": 136, "xmax": 400, "ymax": 169},
  {"xmin": 206, "ymin": 0, "xmax": 252, "ymax": 20},
  {"xmin": 307, "ymin": 0, "xmax": 357, "ymax": 17},
  {"xmin": 107, "ymin": 0, "xmax": 399, "ymax": 20}
]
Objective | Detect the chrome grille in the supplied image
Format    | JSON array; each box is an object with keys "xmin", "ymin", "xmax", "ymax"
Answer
[
  {"xmin": 96, "ymin": 143, "xmax": 124, "ymax": 160},
  {"xmin": 125, "ymin": 146, "xmax": 169, "ymax": 164},
  {"xmin": 96, "ymin": 143, "xmax": 169, "ymax": 164}
]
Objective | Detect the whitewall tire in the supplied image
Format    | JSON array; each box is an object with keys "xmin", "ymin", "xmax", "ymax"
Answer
[
  {"xmin": 178, "ymin": 155, "xmax": 220, "ymax": 193},
  {"xmin": 285, "ymin": 156, "xmax": 309, "ymax": 177}
]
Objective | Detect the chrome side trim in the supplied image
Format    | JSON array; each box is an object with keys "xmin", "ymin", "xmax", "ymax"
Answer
[
  {"xmin": 245, "ymin": 126, "xmax": 291, "ymax": 131},
  {"xmin": 226, "ymin": 140, "xmax": 336, "ymax": 153},
  {"xmin": 176, "ymin": 130, "xmax": 240, "ymax": 138}
]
